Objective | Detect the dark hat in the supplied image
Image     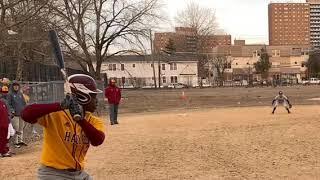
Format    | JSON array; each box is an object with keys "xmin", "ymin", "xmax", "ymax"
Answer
[{"xmin": 12, "ymin": 81, "xmax": 20, "ymax": 86}]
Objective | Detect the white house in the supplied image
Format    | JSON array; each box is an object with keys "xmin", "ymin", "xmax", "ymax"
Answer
[{"xmin": 99, "ymin": 54, "xmax": 199, "ymax": 88}]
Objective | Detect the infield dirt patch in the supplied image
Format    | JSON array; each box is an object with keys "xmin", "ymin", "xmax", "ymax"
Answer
[{"xmin": 1, "ymin": 105, "xmax": 320, "ymax": 179}]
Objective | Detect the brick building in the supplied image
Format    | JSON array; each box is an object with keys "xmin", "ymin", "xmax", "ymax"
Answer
[
  {"xmin": 154, "ymin": 27, "xmax": 231, "ymax": 53},
  {"xmin": 268, "ymin": 3, "xmax": 310, "ymax": 46},
  {"xmin": 307, "ymin": 0, "xmax": 320, "ymax": 48},
  {"xmin": 211, "ymin": 40, "xmax": 311, "ymax": 83}
]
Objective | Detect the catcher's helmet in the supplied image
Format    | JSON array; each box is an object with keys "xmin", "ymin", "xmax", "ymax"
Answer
[{"xmin": 68, "ymin": 74, "xmax": 102, "ymax": 105}]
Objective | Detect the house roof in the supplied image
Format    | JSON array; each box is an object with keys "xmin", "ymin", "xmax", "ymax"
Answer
[{"xmin": 106, "ymin": 54, "xmax": 199, "ymax": 63}]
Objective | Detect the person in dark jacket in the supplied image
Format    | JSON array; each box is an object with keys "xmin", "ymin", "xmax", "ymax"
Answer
[
  {"xmin": 105, "ymin": 79, "xmax": 121, "ymax": 125},
  {"xmin": 8, "ymin": 81, "xmax": 27, "ymax": 147}
]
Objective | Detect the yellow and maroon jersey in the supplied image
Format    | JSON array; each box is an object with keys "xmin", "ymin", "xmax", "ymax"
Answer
[{"xmin": 37, "ymin": 110, "xmax": 106, "ymax": 170}]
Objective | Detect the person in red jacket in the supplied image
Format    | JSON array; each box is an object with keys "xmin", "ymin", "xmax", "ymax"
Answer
[
  {"xmin": 105, "ymin": 79, "xmax": 121, "ymax": 125},
  {"xmin": 0, "ymin": 85, "xmax": 11, "ymax": 157}
]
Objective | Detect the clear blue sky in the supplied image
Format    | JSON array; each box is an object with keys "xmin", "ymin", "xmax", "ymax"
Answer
[{"xmin": 163, "ymin": 0, "xmax": 306, "ymax": 44}]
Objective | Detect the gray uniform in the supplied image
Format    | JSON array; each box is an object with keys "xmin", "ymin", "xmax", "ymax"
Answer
[
  {"xmin": 38, "ymin": 166, "xmax": 92, "ymax": 180},
  {"xmin": 273, "ymin": 95, "xmax": 289, "ymax": 108}
]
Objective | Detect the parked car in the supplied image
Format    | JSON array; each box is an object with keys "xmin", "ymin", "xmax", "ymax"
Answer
[
  {"xmin": 310, "ymin": 78, "xmax": 320, "ymax": 84},
  {"xmin": 168, "ymin": 83, "xmax": 189, "ymax": 89},
  {"xmin": 302, "ymin": 79, "xmax": 309, "ymax": 85},
  {"xmin": 121, "ymin": 84, "xmax": 135, "ymax": 89},
  {"xmin": 142, "ymin": 85, "xmax": 154, "ymax": 89},
  {"xmin": 302, "ymin": 78, "xmax": 320, "ymax": 85},
  {"xmin": 233, "ymin": 80, "xmax": 241, "ymax": 86}
]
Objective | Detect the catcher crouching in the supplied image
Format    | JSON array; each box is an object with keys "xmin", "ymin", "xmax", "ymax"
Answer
[
  {"xmin": 21, "ymin": 74, "xmax": 106, "ymax": 180},
  {"xmin": 272, "ymin": 91, "xmax": 292, "ymax": 114}
]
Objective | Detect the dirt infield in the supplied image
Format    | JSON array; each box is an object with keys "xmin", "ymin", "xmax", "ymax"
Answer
[
  {"xmin": 2, "ymin": 105, "xmax": 320, "ymax": 179},
  {"xmin": 118, "ymin": 86, "xmax": 320, "ymax": 114}
]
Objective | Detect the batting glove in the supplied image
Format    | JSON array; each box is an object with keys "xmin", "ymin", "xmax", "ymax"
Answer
[
  {"xmin": 60, "ymin": 93, "xmax": 73, "ymax": 109},
  {"xmin": 69, "ymin": 99, "xmax": 83, "ymax": 122}
]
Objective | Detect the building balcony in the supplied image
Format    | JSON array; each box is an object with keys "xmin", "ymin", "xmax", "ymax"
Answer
[
  {"xmin": 311, "ymin": 37, "xmax": 320, "ymax": 39},
  {"xmin": 310, "ymin": 13, "xmax": 320, "ymax": 16}
]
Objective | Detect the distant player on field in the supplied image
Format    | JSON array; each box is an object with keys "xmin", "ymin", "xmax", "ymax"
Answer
[
  {"xmin": 21, "ymin": 74, "xmax": 106, "ymax": 180},
  {"xmin": 272, "ymin": 91, "xmax": 292, "ymax": 114}
]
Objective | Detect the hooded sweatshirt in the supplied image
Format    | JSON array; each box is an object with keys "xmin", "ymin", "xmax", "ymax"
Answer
[
  {"xmin": 104, "ymin": 81, "xmax": 121, "ymax": 105},
  {"xmin": 8, "ymin": 85, "xmax": 26, "ymax": 116}
]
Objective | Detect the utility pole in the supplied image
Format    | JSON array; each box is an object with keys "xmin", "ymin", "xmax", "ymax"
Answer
[
  {"xmin": 158, "ymin": 50, "xmax": 162, "ymax": 88},
  {"xmin": 149, "ymin": 29, "xmax": 157, "ymax": 88},
  {"xmin": 158, "ymin": 54, "xmax": 161, "ymax": 88}
]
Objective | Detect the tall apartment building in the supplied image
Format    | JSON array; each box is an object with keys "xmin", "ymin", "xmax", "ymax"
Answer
[
  {"xmin": 154, "ymin": 27, "xmax": 231, "ymax": 53},
  {"xmin": 268, "ymin": 3, "xmax": 310, "ymax": 46},
  {"xmin": 307, "ymin": 0, "xmax": 320, "ymax": 48}
]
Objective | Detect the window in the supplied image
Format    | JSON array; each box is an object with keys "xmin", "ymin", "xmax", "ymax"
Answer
[
  {"xmin": 132, "ymin": 64, "xmax": 136, "ymax": 68},
  {"xmin": 121, "ymin": 64, "xmax": 124, "ymax": 71},
  {"xmin": 253, "ymin": 50, "xmax": 260, "ymax": 57},
  {"xmin": 170, "ymin": 76, "xmax": 178, "ymax": 83},
  {"xmin": 162, "ymin": 76, "xmax": 166, "ymax": 83},
  {"xmin": 162, "ymin": 64, "xmax": 166, "ymax": 70},
  {"xmin": 170, "ymin": 63, "xmax": 177, "ymax": 70},
  {"xmin": 109, "ymin": 64, "xmax": 117, "ymax": 71},
  {"xmin": 272, "ymin": 50, "xmax": 281, "ymax": 57}
]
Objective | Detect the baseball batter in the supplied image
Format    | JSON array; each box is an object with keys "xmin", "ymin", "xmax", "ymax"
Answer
[
  {"xmin": 21, "ymin": 74, "xmax": 106, "ymax": 180},
  {"xmin": 272, "ymin": 91, "xmax": 292, "ymax": 114}
]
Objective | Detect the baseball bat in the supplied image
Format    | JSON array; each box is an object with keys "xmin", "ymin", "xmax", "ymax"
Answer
[{"xmin": 48, "ymin": 30, "xmax": 81, "ymax": 120}]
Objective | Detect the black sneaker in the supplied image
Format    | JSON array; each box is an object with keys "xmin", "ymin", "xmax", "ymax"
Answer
[
  {"xmin": 1, "ymin": 152, "xmax": 12, "ymax": 157},
  {"xmin": 18, "ymin": 142, "xmax": 28, "ymax": 146},
  {"xmin": 14, "ymin": 144, "xmax": 21, "ymax": 148}
]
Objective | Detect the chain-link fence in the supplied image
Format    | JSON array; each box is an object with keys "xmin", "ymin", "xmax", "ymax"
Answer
[
  {"xmin": 19, "ymin": 80, "xmax": 106, "ymax": 144},
  {"xmin": 24, "ymin": 81, "xmax": 65, "ymax": 103},
  {"xmin": 22, "ymin": 80, "xmax": 105, "ymax": 103}
]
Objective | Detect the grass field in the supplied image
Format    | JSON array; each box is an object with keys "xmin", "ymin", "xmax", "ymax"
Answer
[
  {"xmin": 118, "ymin": 86, "xmax": 320, "ymax": 113},
  {"xmin": 1, "ymin": 86, "xmax": 320, "ymax": 179}
]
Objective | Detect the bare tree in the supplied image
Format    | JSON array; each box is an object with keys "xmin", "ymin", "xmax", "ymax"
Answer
[
  {"xmin": 209, "ymin": 55, "xmax": 232, "ymax": 87},
  {"xmin": 0, "ymin": 0, "xmax": 50, "ymax": 80},
  {"xmin": 46, "ymin": 0, "xmax": 163, "ymax": 79},
  {"xmin": 174, "ymin": 1, "xmax": 220, "ymax": 87},
  {"xmin": 175, "ymin": 1, "xmax": 218, "ymax": 36}
]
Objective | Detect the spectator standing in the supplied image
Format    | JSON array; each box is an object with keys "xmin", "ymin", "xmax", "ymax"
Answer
[
  {"xmin": 105, "ymin": 79, "xmax": 121, "ymax": 125},
  {"xmin": 0, "ymin": 85, "xmax": 13, "ymax": 157},
  {"xmin": 9, "ymin": 82, "xmax": 27, "ymax": 147}
]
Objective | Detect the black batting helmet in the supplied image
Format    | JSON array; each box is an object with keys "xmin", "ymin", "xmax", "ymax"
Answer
[{"xmin": 68, "ymin": 74, "xmax": 102, "ymax": 105}]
